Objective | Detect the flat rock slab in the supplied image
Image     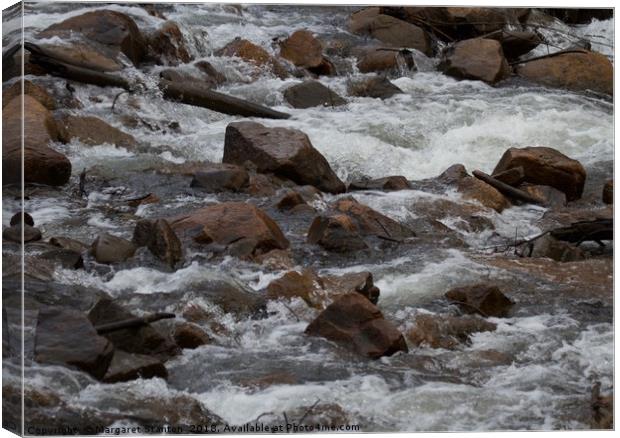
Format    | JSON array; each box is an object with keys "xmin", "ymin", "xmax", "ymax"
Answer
[{"xmin": 35, "ymin": 306, "xmax": 114, "ymax": 380}]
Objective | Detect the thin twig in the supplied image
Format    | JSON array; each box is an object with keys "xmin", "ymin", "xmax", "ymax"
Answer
[
  {"xmin": 111, "ymin": 90, "xmax": 129, "ymax": 113},
  {"xmin": 297, "ymin": 398, "xmax": 321, "ymax": 425}
]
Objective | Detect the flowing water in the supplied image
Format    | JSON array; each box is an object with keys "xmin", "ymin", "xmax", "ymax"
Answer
[{"xmin": 2, "ymin": 2, "xmax": 614, "ymax": 433}]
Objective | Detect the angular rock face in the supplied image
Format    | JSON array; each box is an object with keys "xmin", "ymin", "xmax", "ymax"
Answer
[
  {"xmin": 407, "ymin": 313, "xmax": 497, "ymax": 349},
  {"xmin": 3, "ymin": 96, "xmax": 71, "ymax": 186},
  {"xmin": 38, "ymin": 10, "xmax": 147, "ymax": 66},
  {"xmin": 515, "ymin": 50, "xmax": 613, "ymax": 95},
  {"xmin": 170, "ymin": 202, "xmax": 290, "ymax": 254},
  {"xmin": 217, "ymin": 38, "xmax": 288, "ymax": 79},
  {"xmin": 305, "ymin": 293, "xmax": 408, "ymax": 359},
  {"xmin": 223, "ymin": 122, "xmax": 346, "ymax": 194},
  {"xmin": 91, "ymin": 233, "xmax": 137, "ymax": 264},
  {"xmin": 349, "ymin": 175, "xmax": 411, "ymax": 191},
  {"xmin": 133, "ymin": 219, "xmax": 183, "ymax": 268},
  {"xmin": 146, "ymin": 20, "xmax": 192, "ymax": 65},
  {"xmin": 492, "ymin": 146, "xmax": 587, "ymax": 201},
  {"xmin": 356, "ymin": 48, "xmax": 414, "ymax": 75},
  {"xmin": 456, "ymin": 176, "xmax": 510, "ymax": 212},
  {"xmin": 283, "ymin": 81, "xmax": 346, "ymax": 109},
  {"xmin": 441, "ymin": 38, "xmax": 511, "ymax": 84},
  {"xmin": 279, "ymin": 29, "xmax": 324, "ymax": 68},
  {"xmin": 34, "ymin": 306, "xmax": 114, "ymax": 380},
  {"xmin": 87, "ymin": 298, "xmax": 178, "ymax": 361},
  {"xmin": 307, "ymin": 214, "xmax": 368, "ymax": 252},
  {"xmin": 445, "ymin": 283, "xmax": 514, "ymax": 317},
  {"xmin": 103, "ymin": 350, "xmax": 168, "ymax": 383},
  {"xmin": 57, "ymin": 115, "xmax": 137, "ymax": 149},
  {"xmin": 33, "ymin": 42, "xmax": 124, "ymax": 72},
  {"xmin": 189, "ymin": 163, "xmax": 250, "ymax": 193}
]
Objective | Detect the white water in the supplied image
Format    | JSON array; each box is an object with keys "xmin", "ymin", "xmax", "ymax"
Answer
[{"xmin": 4, "ymin": 3, "xmax": 613, "ymax": 432}]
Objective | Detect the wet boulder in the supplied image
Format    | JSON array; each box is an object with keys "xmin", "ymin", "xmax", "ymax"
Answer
[
  {"xmin": 49, "ymin": 236, "xmax": 90, "ymax": 253},
  {"xmin": 57, "ymin": 115, "xmax": 137, "ymax": 149},
  {"xmin": 457, "ymin": 175, "xmax": 510, "ymax": 212},
  {"xmin": 40, "ymin": 248, "xmax": 84, "ymax": 270},
  {"xmin": 445, "ymin": 283, "xmax": 514, "ymax": 317},
  {"xmin": 492, "ymin": 166, "xmax": 525, "ymax": 186},
  {"xmin": 349, "ymin": 175, "xmax": 411, "ymax": 191},
  {"xmin": 223, "ymin": 121, "xmax": 346, "ymax": 194},
  {"xmin": 2, "ymin": 80, "xmax": 56, "ymax": 110},
  {"xmin": 307, "ymin": 214, "xmax": 368, "ymax": 252},
  {"xmin": 279, "ymin": 29, "xmax": 324, "ymax": 69},
  {"xmin": 216, "ymin": 38, "xmax": 288, "ymax": 79},
  {"xmin": 173, "ymin": 322, "xmax": 212, "ymax": 349},
  {"xmin": 31, "ymin": 41, "xmax": 124, "ymax": 72},
  {"xmin": 492, "ymin": 146, "xmax": 587, "ymax": 201},
  {"xmin": 488, "ymin": 30, "xmax": 541, "ymax": 60},
  {"xmin": 34, "ymin": 306, "xmax": 115, "ymax": 380},
  {"xmin": 38, "ymin": 9, "xmax": 147, "ymax": 66},
  {"xmin": 3, "ymin": 224, "xmax": 42, "ymax": 243},
  {"xmin": 276, "ymin": 190, "xmax": 307, "ymax": 211},
  {"xmin": 441, "ymin": 38, "xmax": 511, "ymax": 85},
  {"xmin": 170, "ymin": 202, "xmax": 290, "ymax": 255},
  {"xmin": 266, "ymin": 269, "xmax": 320, "ymax": 305},
  {"xmin": 3, "ymin": 96, "xmax": 71, "ymax": 186},
  {"xmin": 88, "ymin": 298, "xmax": 178, "ymax": 361},
  {"xmin": 515, "ymin": 50, "xmax": 612, "ymax": 95},
  {"xmin": 356, "ymin": 48, "xmax": 414, "ymax": 75},
  {"xmin": 527, "ymin": 234, "xmax": 585, "ymax": 262},
  {"xmin": 334, "ymin": 197, "xmax": 415, "ymax": 241},
  {"xmin": 189, "ymin": 163, "xmax": 250, "ymax": 192},
  {"xmin": 406, "ymin": 313, "xmax": 497, "ymax": 349},
  {"xmin": 91, "ymin": 233, "xmax": 137, "ymax": 264},
  {"xmin": 305, "ymin": 293, "xmax": 408, "ymax": 359},
  {"xmin": 521, "ymin": 184, "xmax": 566, "ymax": 208},
  {"xmin": 195, "ymin": 60, "xmax": 227, "ymax": 85},
  {"xmin": 283, "ymin": 80, "xmax": 346, "ymax": 109},
  {"xmin": 602, "ymin": 180, "xmax": 613, "ymax": 204},
  {"xmin": 132, "ymin": 219, "xmax": 183, "ymax": 268},
  {"xmin": 347, "ymin": 75, "xmax": 403, "ymax": 99},
  {"xmin": 348, "ymin": 7, "xmax": 381, "ymax": 33},
  {"xmin": 103, "ymin": 350, "xmax": 168, "ymax": 383},
  {"xmin": 145, "ymin": 20, "xmax": 192, "ymax": 65},
  {"xmin": 444, "ymin": 7, "xmax": 528, "ymax": 36},
  {"xmin": 355, "ymin": 14, "xmax": 431, "ymax": 55},
  {"xmin": 321, "ymin": 271, "xmax": 380, "ymax": 305}
]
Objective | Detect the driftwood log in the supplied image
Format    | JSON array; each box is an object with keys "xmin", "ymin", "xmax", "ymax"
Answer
[
  {"xmin": 25, "ymin": 42, "xmax": 132, "ymax": 89},
  {"xmin": 473, "ymin": 170, "xmax": 544, "ymax": 205},
  {"xmin": 550, "ymin": 218, "xmax": 613, "ymax": 245},
  {"xmin": 94, "ymin": 312, "xmax": 175, "ymax": 334},
  {"xmin": 159, "ymin": 79, "xmax": 291, "ymax": 119}
]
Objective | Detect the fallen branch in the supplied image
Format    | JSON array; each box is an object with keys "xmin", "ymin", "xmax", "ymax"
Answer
[
  {"xmin": 472, "ymin": 170, "xmax": 543, "ymax": 205},
  {"xmin": 94, "ymin": 312, "xmax": 175, "ymax": 334},
  {"xmin": 159, "ymin": 79, "xmax": 291, "ymax": 120},
  {"xmin": 550, "ymin": 218, "xmax": 612, "ymax": 245}
]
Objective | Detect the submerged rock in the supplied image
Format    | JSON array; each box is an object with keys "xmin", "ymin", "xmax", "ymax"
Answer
[
  {"xmin": 492, "ymin": 146, "xmax": 587, "ymax": 201},
  {"xmin": 307, "ymin": 214, "xmax": 368, "ymax": 252},
  {"xmin": 283, "ymin": 80, "xmax": 346, "ymax": 109},
  {"xmin": 103, "ymin": 350, "xmax": 168, "ymax": 383},
  {"xmin": 173, "ymin": 322, "xmax": 212, "ymax": 349},
  {"xmin": 348, "ymin": 75, "xmax": 403, "ymax": 99},
  {"xmin": 445, "ymin": 283, "xmax": 514, "ymax": 317},
  {"xmin": 223, "ymin": 121, "xmax": 346, "ymax": 194},
  {"xmin": 306, "ymin": 293, "xmax": 408, "ymax": 359},
  {"xmin": 515, "ymin": 50, "xmax": 613, "ymax": 95},
  {"xmin": 441, "ymin": 38, "xmax": 511, "ymax": 84},
  {"xmin": 217, "ymin": 37, "xmax": 288, "ymax": 79},
  {"xmin": 132, "ymin": 219, "xmax": 183, "ymax": 268},
  {"xmin": 602, "ymin": 180, "xmax": 613, "ymax": 204},
  {"xmin": 35, "ymin": 306, "xmax": 114, "ymax": 380},
  {"xmin": 145, "ymin": 20, "xmax": 192, "ymax": 65},
  {"xmin": 349, "ymin": 175, "xmax": 411, "ymax": 191},
  {"xmin": 170, "ymin": 202, "xmax": 290, "ymax": 255},
  {"xmin": 406, "ymin": 313, "xmax": 497, "ymax": 349},
  {"xmin": 3, "ymin": 96, "xmax": 71, "ymax": 186},
  {"xmin": 189, "ymin": 163, "xmax": 250, "ymax": 192},
  {"xmin": 3, "ymin": 224, "xmax": 42, "ymax": 243},
  {"xmin": 57, "ymin": 115, "xmax": 137, "ymax": 149},
  {"xmin": 91, "ymin": 233, "xmax": 137, "ymax": 264}
]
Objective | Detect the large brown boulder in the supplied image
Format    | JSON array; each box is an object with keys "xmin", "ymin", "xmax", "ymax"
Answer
[
  {"xmin": 91, "ymin": 233, "xmax": 137, "ymax": 264},
  {"xmin": 456, "ymin": 176, "xmax": 510, "ymax": 212},
  {"xmin": 305, "ymin": 293, "xmax": 408, "ymax": 359},
  {"xmin": 38, "ymin": 10, "xmax": 147, "ymax": 66},
  {"xmin": 445, "ymin": 283, "xmax": 514, "ymax": 317},
  {"xmin": 216, "ymin": 38, "xmax": 288, "ymax": 79},
  {"xmin": 279, "ymin": 29, "xmax": 324, "ymax": 68},
  {"xmin": 223, "ymin": 122, "xmax": 346, "ymax": 194},
  {"xmin": 515, "ymin": 50, "xmax": 613, "ymax": 95},
  {"xmin": 2, "ymin": 96, "xmax": 71, "ymax": 186},
  {"xmin": 356, "ymin": 48, "xmax": 414, "ymax": 75},
  {"xmin": 57, "ymin": 115, "xmax": 137, "ymax": 149},
  {"xmin": 34, "ymin": 306, "xmax": 114, "ymax": 380},
  {"xmin": 146, "ymin": 20, "xmax": 192, "ymax": 65},
  {"xmin": 33, "ymin": 42, "xmax": 124, "ymax": 72},
  {"xmin": 492, "ymin": 146, "xmax": 587, "ymax": 201},
  {"xmin": 441, "ymin": 38, "xmax": 511, "ymax": 84},
  {"xmin": 356, "ymin": 14, "xmax": 431, "ymax": 55},
  {"xmin": 2, "ymin": 80, "xmax": 56, "ymax": 110},
  {"xmin": 283, "ymin": 80, "xmax": 346, "ymax": 109},
  {"xmin": 170, "ymin": 202, "xmax": 289, "ymax": 254}
]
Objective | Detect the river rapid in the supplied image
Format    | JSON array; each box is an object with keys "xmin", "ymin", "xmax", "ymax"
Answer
[{"xmin": 1, "ymin": 2, "xmax": 614, "ymax": 433}]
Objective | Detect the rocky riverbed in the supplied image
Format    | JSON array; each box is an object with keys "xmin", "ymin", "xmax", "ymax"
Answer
[{"xmin": 2, "ymin": 2, "xmax": 614, "ymax": 433}]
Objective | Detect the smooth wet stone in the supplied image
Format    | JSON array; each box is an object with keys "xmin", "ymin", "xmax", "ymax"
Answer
[
  {"xmin": 445, "ymin": 283, "xmax": 514, "ymax": 318},
  {"xmin": 91, "ymin": 233, "xmax": 137, "ymax": 264},
  {"xmin": 3, "ymin": 224, "xmax": 42, "ymax": 243}
]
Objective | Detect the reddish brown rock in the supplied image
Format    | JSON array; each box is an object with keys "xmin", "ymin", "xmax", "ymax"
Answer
[
  {"xmin": 146, "ymin": 20, "xmax": 192, "ymax": 65},
  {"xmin": 2, "ymin": 96, "xmax": 71, "ymax": 186},
  {"xmin": 2, "ymin": 80, "xmax": 56, "ymax": 110},
  {"xmin": 602, "ymin": 180, "xmax": 613, "ymax": 204},
  {"xmin": 103, "ymin": 350, "xmax": 167, "ymax": 383},
  {"xmin": 492, "ymin": 166, "xmax": 525, "ymax": 186},
  {"xmin": 267, "ymin": 269, "xmax": 320, "ymax": 305},
  {"xmin": 492, "ymin": 146, "xmax": 587, "ymax": 201},
  {"xmin": 521, "ymin": 184, "xmax": 566, "ymax": 208},
  {"xmin": 38, "ymin": 10, "xmax": 147, "ymax": 66},
  {"xmin": 133, "ymin": 219, "xmax": 183, "ymax": 268},
  {"xmin": 223, "ymin": 121, "xmax": 346, "ymax": 194},
  {"xmin": 305, "ymin": 293, "xmax": 408, "ymax": 359},
  {"xmin": 170, "ymin": 202, "xmax": 289, "ymax": 254},
  {"xmin": 358, "ymin": 14, "xmax": 431, "ymax": 55},
  {"xmin": 217, "ymin": 38, "xmax": 288, "ymax": 79},
  {"xmin": 276, "ymin": 191, "xmax": 307, "ymax": 211},
  {"xmin": 488, "ymin": 30, "xmax": 541, "ymax": 60},
  {"xmin": 283, "ymin": 80, "xmax": 346, "ymax": 109},
  {"xmin": 307, "ymin": 214, "xmax": 368, "ymax": 252},
  {"xmin": 173, "ymin": 322, "xmax": 212, "ymax": 349},
  {"xmin": 445, "ymin": 283, "xmax": 514, "ymax": 317},
  {"xmin": 33, "ymin": 42, "xmax": 124, "ymax": 72},
  {"xmin": 407, "ymin": 313, "xmax": 496, "ymax": 349},
  {"xmin": 356, "ymin": 48, "xmax": 414, "ymax": 75},
  {"xmin": 57, "ymin": 115, "xmax": 137, "ymax": 149},
  {"xmin": 348, "ymin": 7, "xmax": 381, "ymax": 34},
  {"xmin": 321, "ymin": 271, "xmax": 380, "ymax": 305},
  {"xmin": 349, "ymin": 176, "xmax": 411, "ymax": 191},
  {"xmin": 190, "ymin": 163, "xmax": 250, "ymax": 193},
  {"xmin": 457, "ymin": 176, "xmax": 510, "ymax": 212},
  {"xmin": 441, "ymin": 38, "xmax": 511, "ymax": 85},
  {"xmin": 528, "ymin": 234, "xmax": 585, "ymax": 262},
  {"xmin": 515, "ymin": 50, "xmax": 612, "ymax": 95},
  {"xmin": 348, "ymin": 75, "xmax": 404, "ymax": 99},
  {"xmin": 279, "ymin": 29, "xmax": 324, "ymax": 68},
  {"xmin": 35, "ymin": 306, "xmax": 114, "ymax": 380}
]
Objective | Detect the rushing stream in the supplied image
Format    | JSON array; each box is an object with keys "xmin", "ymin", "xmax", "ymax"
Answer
[{"xmin": 2, "ymin": 2, "xmax": 614, "ymax": 433}]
